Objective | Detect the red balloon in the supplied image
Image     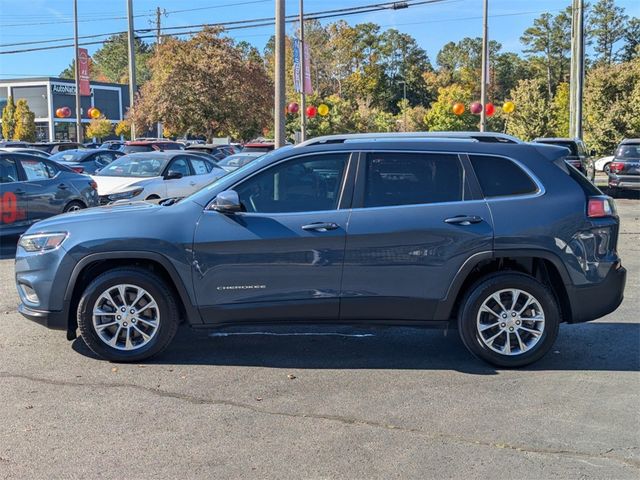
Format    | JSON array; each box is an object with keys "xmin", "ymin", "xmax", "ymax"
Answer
[
  {"xmin": 306, "ymin": 106, "xmax": 317, "ymax": 118},
  {"xmin": 287, "ymin": 102, "xmax": 299, "ymax": 114},
  {"xmin": 485, "ymin": 103, "xmax": 496, "ymax": 117},
  {"xmin": 61, "ymin": 106, "xmax": 72, "ymax": 118},
  {"xmin": 470, "ymin": 102, "xmax": 483, "ymax": 115}
]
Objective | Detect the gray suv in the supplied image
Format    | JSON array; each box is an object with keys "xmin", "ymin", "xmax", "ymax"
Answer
[{"xmin": 15, "ymin": 132, "xmax": 626, "ymax": 367}]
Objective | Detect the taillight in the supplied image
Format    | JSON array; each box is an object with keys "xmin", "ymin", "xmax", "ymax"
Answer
[
  {"xmin": 588, "ymin": 197, "xmax": 614, "ymax": 218},
  {"xmin": 609, "ymin": 162, "xmax": 625, "ymax": 174},
  {"xmin": 71, "ymin": 166, "xmax": 84, "ymax": 174},
  {"xmin": 90, "ymin": 181, "xmax": 98, "ymax": 190}
]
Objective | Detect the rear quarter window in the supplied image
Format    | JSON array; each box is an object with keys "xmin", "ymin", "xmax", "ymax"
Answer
[{"xmin": 469, "ymin": 155, "xmax": 538, "ymax": 198}]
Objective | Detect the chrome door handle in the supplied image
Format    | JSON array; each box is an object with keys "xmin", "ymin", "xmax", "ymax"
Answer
[
  {"xmin": 302, "ymin": 222, "xmax": 339, "ymax": 232},
  {"xmin": 444, "ymin": 215, "xmax": 483, "ymax": 226}
]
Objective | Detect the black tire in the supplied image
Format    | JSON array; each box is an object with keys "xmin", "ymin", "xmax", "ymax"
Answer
[
  {"xmin": 63, "ymin": 200, "xmax": 86, "ymax": 213},
  {"xmin": 457, "ymin": 272, "xmax": 560, "ymax": 368},
  {"xmin": 603, "ymin": 163, "xmax": 611, "ymax": 174},
  {"xmin": 77, "ymin": 267, "xmax": 179, "ymax": 362}
]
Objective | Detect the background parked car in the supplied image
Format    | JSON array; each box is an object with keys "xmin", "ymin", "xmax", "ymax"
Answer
[
  {"xmin": 595, "ymin": 155, "xmax": 615, "ymax": 172},
  {"xmin": 0, "ymin": 141, "xmax": 30, "ymax": 148},
  {"xmin": 92, "ymin": 151, "xmax": 226, "ymax": 204},
  {"xmin": 532, "ymin": 137, "xmax": 595, "ymax": 182},
  {"xmin": 186, "ymin": 144, "xmax": 233, "ymax": 160},
  {"xmin": 242, "ymin": 141, "xmax": 276, "ymax": 153},
  {"xmin": 29, "ymin": 142, "xmax": 85, "ymax": 154},
  {"xmin": 50, "ymin": 149, "xmax": 125, "ymax": 175},
  {"xmin": 607, "ymin": 138, "xmax": 640, "ymax": 194},
  {"xmin": 0, "ymin": 152, "xmax": 98, "ymax": 238},
  {"xmin": 0, "ymin": 147, "xmax": 51, "ymax": 159},
  {"xmin": 101, "ymin": 140, "xmax": 125, "ymax": 151},
  {"xmin": 120, "ymin": 140, "xmax": 184, "ymax": 154},
  {"xmin": 217, "ymin": 152, "xmax": 263, "ymax": 172}
]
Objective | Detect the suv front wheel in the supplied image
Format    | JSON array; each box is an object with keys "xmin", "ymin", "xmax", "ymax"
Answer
[
  {"xmin": 77, "ymin": 267, "xmax": 179, "ymax": 362},
  {"xmin": 458, "ymin": 273, "xmax": 560, "ymax": 367}
]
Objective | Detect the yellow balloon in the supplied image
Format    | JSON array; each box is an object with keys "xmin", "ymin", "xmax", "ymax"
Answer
[
  {"xmin": 503, "ymin": 101, "xmax": 515, "ymax": 114},
  {"xmin": 318, "ymin": 103, "xmax": 330, "ymax": 116},
  {"xmin": 90, "ymin": 108, "xmax": 101, "ymax": 119}
]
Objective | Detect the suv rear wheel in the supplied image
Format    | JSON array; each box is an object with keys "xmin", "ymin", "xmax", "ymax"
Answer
[
  {"xmin": 77, "ymin": 267, "xmax": 179, "ymax": 362},
  {"xmin": 457, "ymin": 273, "xmax": 560, "ymax": 367}
]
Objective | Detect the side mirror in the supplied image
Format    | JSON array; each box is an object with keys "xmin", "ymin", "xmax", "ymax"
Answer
[
  {"xmin": 210, "ymin": 190, "xmax": 242, "ymax": 213},
  {"xmin": 165, "ymin": 170, "xmax": 183, "ymax": 180},
  {"xmin": 590, "ymin": 149, "xmax": 596, "ymax": 157}
]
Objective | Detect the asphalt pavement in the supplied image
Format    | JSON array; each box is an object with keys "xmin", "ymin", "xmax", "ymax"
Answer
[{"xmin": 0, "ymin": 194, "xmax": 638, "ymax": 479}]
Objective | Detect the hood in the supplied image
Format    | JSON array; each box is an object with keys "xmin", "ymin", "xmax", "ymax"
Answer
[
  {"xmin": 91, "ymin": 175, "xmax": 160, "ymax": 195},
  {"xmin": 26, "ymin": 202, "xmax": 160, "ymax": 232}
]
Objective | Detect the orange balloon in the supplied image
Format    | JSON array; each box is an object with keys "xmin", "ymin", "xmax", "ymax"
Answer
[{"xmin": 452, "ymin": 103, "xmax": 465, "ymax": 115}]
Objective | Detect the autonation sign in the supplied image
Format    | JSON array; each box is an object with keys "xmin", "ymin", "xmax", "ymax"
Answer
[{"xmin": 52, "ymin": 84, "xmax": 93, "ymax": 95}]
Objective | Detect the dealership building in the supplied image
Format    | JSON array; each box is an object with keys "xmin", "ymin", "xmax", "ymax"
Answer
[{"xmin": 0, "ymin": 77, "xmax": 130, "ymax": 142}]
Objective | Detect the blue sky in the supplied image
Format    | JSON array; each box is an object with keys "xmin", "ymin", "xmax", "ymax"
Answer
[{"xmin": 1, "ymin": 0, "xmax": 639, "ymax": 79}]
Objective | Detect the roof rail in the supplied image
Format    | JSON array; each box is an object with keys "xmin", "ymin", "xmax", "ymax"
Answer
[{"xmin": 297, "ymin": 131, "xmax": 522, "ymax": 147}]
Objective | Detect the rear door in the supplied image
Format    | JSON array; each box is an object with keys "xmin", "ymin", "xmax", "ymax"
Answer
[
  {"xmin": 0, "ymin": 155, "xmax": 30, "ymax": 236},
  {"xmin": 340, "ymin": 150, "xmax": 494, "ymax": 321},
  {"xmin": 18, "ymin": 156, "xmax": 73, "ymax": 222}
]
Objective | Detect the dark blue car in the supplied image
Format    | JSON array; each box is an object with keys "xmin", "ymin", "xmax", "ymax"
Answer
[
  {"xmin": 1, "ymin": 153, "xmax": 98, "ymax": 238},
  {"xmin": 14, "ymin": 133, "xmax": 626, "ymax": 367},
  {"xmin": 50, "ymin": 149, "xmax": 124, "ymax": 175}
]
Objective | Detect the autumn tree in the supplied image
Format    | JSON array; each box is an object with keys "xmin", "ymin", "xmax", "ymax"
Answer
[
  {"xmin": 13, "ymin": 99, "xmax": 36, "ymax": 142},
  {"xmin": 552, "ymin": 82, "xmax": 571, "ymax": 138},
  {"xmin": 1, "ymin": 96, "xmax": 16, "ymax": 140},
  {"xmin": 590, "ymin": 0, "xmax": 629, "ymax": 64},
  {"xmin": 423, "ymin": 84, "xmax": 477, "ymax": 131},
  {"xmin": 619, "ymin": 17, "xmax": 640, "ymax": 62},
  {"xmin": 132, "ymin": 28, "xmax": 272, "ymax": 141},
  {"xmin": 86, "ymin": 118, "xmax": 113, "ymax": 140},
  {"xmin": 505, "ymin": 79, "xmax": 554, "ymax": 141},
  {"xmin": 115, "ymin": 119, "xmax": 132, "ymax": 140}
]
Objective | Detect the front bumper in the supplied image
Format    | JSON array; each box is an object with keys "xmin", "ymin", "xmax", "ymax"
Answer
[
  {"xmin": 566, "ymin": 264, "xmax": 627, "ymax": 323},
  {"xmin": 18, "ymin": 303, "xmax": 67, "ymax": 330}
]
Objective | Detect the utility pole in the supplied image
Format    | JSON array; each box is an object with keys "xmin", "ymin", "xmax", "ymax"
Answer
[
  {"xmin": 299, "ymin": 0, "xmax": 306, "ymax": 142},
  {"xmin": 479, "ymin": 0, "xmax": 488, "ymax": 132},
  {"xmin": 399, "ymin": 81, "xmax": 407, "ymax": 132},
  {"xmin": 274, "ymin": 0, "xmax": 286, "ymax": 147},
  {"xmin": 73, "ymin": 0, "xmax": 83, "ymax": 142},
  {"xmin": 569, "ymin": 0, "xmax": 585, "ymax": 139},
  {"xmin": 155, "ymin": 6, "xmax": 165, "ymax": 138},
  {"xmin": 126, "ymin": 0, "xmax": 137, "ymax": 140}
]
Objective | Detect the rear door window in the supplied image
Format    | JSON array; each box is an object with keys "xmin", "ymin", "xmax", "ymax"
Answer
[
  {"xmin": 469, "ymin": 155, "xmax": 538, "ymax": 198},
  {"xmin": 363, "ymin": 152, "xmax": 464, "ymax": 208},
  {"xmin": 20, "ymin": 158, "xmax": 55, "ymax": 180}
]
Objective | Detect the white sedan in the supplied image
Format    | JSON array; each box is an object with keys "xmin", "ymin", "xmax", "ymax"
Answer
[
  {"xmin": 595, "ymin": 155, "xmax": 614, "ymax": 173},
  {"xmin": 92, "ymin": 152, "xmax": 227, "ymax": 204}
]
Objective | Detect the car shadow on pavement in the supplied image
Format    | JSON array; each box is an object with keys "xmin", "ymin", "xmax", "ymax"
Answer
[
  {"xmin": 0, "ymin": 239, "xmax": 17, "ymax": 260},
  {"xmin": 72, "ymin": 322, "xmax": 640, "ymax": 374}
]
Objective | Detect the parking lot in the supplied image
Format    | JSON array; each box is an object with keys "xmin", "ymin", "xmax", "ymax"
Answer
[{"xmin": 0, "ymin": 189, "xmax": 638, "ymax": 479}]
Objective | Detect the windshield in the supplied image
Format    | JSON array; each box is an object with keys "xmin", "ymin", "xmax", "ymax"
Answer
[
  {"xmin": 51, "ymin": 150, "xmax": 86, "ymax": 162},
  {"xmin": 615, "ymin": 144, "xmax": 640, "ymax": 158},
  {"xmin": 218, "ymin": 154, "xmax": 261, "ymax": 168},
  {"xmin": 97, "ymin": 155, "xmax": 167, "ymax": 177}
]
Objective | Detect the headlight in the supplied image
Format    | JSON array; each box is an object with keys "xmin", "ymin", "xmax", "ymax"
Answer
[
  {"xmin": 108, "ymin": 188, "xmax": 143, "ymax": 201},
  {"xmin": 19, "ymin": 232, "xmax": 68, "ymax": 252}
]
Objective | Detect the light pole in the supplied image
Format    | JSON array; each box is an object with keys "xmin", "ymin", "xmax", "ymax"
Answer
[
  {"xmin": 399, "ymin": 80, "xmax": 407, "ymax": 132},
  {"xmin": 126, "ymin": 0, "xmax": 137, "ymax": 140},
  {"xmin": 479, "ymin": 0, "xmax": 488, "ymax": 132},
  {"xmin": 73, "ymin": 0, "xmax": 82, "ymax": 142},
  {"xmin": 299, "ymin": 0, "xmax": 306, "ymax": 142},
  {"xmin": 274, "ymin": 0, "xmax": 286, "ymax": 147}
]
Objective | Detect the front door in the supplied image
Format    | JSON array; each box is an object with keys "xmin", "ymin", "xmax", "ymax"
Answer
[
  {"xmin": 193, "ymin": 152, "xmax": 354, "ymax": 324},
  {"xmin": 164, "ymin": 155, "xmax": 196, "ymax": 198},
  {"xmin": 340, "ymin": 151, "xmax": 494, "ymax": 321}
]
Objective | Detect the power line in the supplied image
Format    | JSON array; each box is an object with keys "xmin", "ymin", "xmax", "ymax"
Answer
[{"xmin": 0, "ymin": 0, "xmax": 448, "ymax": 53}]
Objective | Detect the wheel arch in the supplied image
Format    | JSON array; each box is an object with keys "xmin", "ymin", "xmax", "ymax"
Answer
[
  {"xmin": 64, "ymin": 251, "xmax": 202, "ymax": 335},
  {"xmin": 434, "ymin": 250, "xmax": 572, "ymax": 323}
]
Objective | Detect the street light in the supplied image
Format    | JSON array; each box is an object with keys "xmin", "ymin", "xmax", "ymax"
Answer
[{"xmin": 399, "ymin": 80, "xmax": 407, "ymax": 132}]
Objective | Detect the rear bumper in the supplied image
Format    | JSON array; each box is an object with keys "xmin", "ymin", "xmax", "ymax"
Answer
[
  {"xmin": 608, "ymin": 174, "xmax": 640, "ymax": 189},
  {"xmin": 566, "ymin": 265, "xmax": 626, "ymax": 323},
  {"xmin": 18, "ymin": 303, "xmax": 67, "ymax": 330}
]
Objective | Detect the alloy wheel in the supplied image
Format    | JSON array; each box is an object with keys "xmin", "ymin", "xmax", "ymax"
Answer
[
  {"xmin": 92, "ymin": 284, "xmax": 160, "ymax": 351},
  {"xmin": 476, "ymin": 288, "xmax": 545, "ymax": 356}
]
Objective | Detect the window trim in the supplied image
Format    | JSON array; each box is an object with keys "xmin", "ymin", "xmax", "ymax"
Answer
[
  {"xmin": 465, "ymin": 152, "xmax": 545, "ymax": 201},
  {"xmin": 351, "ymin": 150, "xmax": 477, "ymax": 210},
  {"xmin": 204, "ymin": 151, "xmax": 357, "ymax": 215}
]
